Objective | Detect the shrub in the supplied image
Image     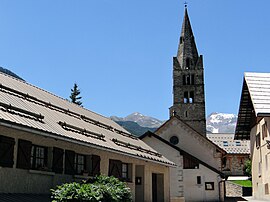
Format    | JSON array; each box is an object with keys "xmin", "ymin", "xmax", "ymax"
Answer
[
  {"xmin": 51, "ymin": 175, "xmax": 132, "ymax": 202},
  {"xmin": 243, "ymin": 159, "xmax": 252, "ymax": 177}
]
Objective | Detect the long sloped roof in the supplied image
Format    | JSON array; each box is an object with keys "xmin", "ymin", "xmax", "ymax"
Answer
[
  {"xmin": 235, "ymin": 72, "xmax": 270, "ymax": 140},
  {"xmin": 207, "ymin": 133, "xmax": 250, "ymax": 154},
  {"xmin": 0, "ymin": 72, "xmax": 174, "ymax": 166}
]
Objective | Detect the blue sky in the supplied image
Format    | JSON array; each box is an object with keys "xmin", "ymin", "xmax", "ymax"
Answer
[{"xmin": 0, "ymin": 0, "xmax": 270, "ymax": 120}]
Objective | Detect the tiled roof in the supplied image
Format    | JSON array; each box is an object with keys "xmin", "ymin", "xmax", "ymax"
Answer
[
  {"xmin": 0, "ymin": 72, "xmax": 174, "ymax": 166},
  {"xmin": 235, "ymin": 72, "xmax": 270, "ymax": 140},
  {"xmin": 207, "ymin": 133, "xmax": 250, "ymax": 154}
]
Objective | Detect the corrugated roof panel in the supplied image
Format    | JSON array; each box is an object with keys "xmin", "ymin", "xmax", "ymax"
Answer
[{"xmin": 0, "ymin": 72, "xmax": 174, "ymax": 166}]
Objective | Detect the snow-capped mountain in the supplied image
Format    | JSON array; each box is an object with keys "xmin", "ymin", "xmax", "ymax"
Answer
[
  {"xmin": 110, "ymin": 112, "xmax": 238, "ymax": 136},
  {"xmin": 206, "ymin": 112, "xmax": 237, "ymax": 133},
  {"xmin": 110, "ymin": 112, "xmax": 164, "ymax": 128}
]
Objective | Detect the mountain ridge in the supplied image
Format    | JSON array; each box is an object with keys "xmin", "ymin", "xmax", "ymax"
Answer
[{"xmin": 111, "ymin": 112, "xmax": 237, "ymax": 136}]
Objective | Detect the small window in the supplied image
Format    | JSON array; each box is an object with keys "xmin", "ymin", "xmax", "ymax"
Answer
[
  {"xmin": 186, "ymin": 58, "xmax": 190, "ymax": 69},
  {"xmin": 265, "ymin": 183, "xmax": 269, "ymax": 195},
  {"xmin": 259, "ymin": 162, "xmax": 262, "ymax": 177},
  {"xmin": 170, "ymin": 136, "xmax": 179, "ymax": 145},
  {"xmin": 205, "ymin": 182, "xmax": 214, "ymax": 190},
  {"xmin": 186, "ymin": 75, "xmax": 190, "ymax": 85},
  {"xmin": 122, "ymin": 163, "xmax": 128, "ymax": 179},
  {"xmin": 189, "ymin": 91, "xmax": 194, "ymax": 103},
  {"xmin": 180, "ymin": 36, "xmax": 183, "ymax": 44},
  {"xmin": 197, "ymin": 176, "xmax": 201, "ymax": 185},
  {"xmin": 223, "ymin": 141, "xmax": 228, "ymax": 147},
  {"xmin": 185, "ymin": 111, "xmax": 188, "ymax": 117},
  {"xmin": 183, "ymin": 75, "xmax": 186, "ymax": 85},
  {"xmin": 262, "ymin": 122, "xmax": 268, "ymax": 140},
  {"xmin": 184, "ymin": 91, "xmax": 189, "ymax": 103},
  {"xmin": 31, "ymin": 145, "xmax": 48, "ymax": 170},
  {"xmin": 183, "ymin": 154, "xmax": 199, "ymax": 169},
  {"xmin": 235, "ymin": 141, "xmax": 241, "ymax": 146},
  {"xmin": 74, "ymin": 153, "xmax": 86, "ymax": 175},
  {"xmin": 256, "ymin": 133, "xmax": 261, "ymax": 149}
]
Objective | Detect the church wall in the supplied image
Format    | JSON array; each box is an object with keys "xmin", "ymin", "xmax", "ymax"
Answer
[{"xmin": 156, "ymin": 118, "xmax": 222, "ymax": 171}]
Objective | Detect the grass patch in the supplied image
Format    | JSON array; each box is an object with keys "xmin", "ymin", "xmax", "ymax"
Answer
[{"xmin": 230, "ymin": 180, "xmax": 252, "ymax": 187}]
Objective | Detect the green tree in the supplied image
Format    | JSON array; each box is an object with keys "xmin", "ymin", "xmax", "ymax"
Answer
[
  {"xmin": 70, "ymin": 83, "xmax": 82, "ymax": 106},
  {"xmin": 243, "ymin": 159, "xmax": 252, "ymax": 177}
]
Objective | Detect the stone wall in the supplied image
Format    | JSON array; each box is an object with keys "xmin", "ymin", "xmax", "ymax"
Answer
[{"xmin": 225, "ymin": 181, "xmax": 243, "ymax": 197}]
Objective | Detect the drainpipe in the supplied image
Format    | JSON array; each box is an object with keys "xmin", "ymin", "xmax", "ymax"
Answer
[{"xmin": 218, "ymin": 178, "xmax": 226, "ymax": 202}]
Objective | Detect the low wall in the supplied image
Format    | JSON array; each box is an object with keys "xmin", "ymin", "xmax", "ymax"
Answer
[{"xmin": 225, "ymin": 181, "xmax": 252, "ymax": 197}]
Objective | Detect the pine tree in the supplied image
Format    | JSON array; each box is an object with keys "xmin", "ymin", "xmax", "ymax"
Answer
[{"xmin": 70, "ymin": 83, "xmax": 82, "ymax": 106}]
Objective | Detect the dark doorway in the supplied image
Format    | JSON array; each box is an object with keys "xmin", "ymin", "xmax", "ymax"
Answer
[{"xmin": 152, "ymin": 173, "xmax": 164, "ymax": 202}]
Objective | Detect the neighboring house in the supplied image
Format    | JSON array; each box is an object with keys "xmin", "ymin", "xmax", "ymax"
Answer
[
  {"xmin": 207, "ymin": 133, "xmax": 250, "ymax": 176},
  {"xmin": 0, "ymin": 72, "xmax": 174, "ymax": 202},
  {"xmin": 141, "ymin": 118, "xmax": 226, "ymax": 202},
  {"xmin": 142, "ymin": 8, "xmax": 226, "ymax": 202},
  {"xmin": 235, "ymin": 72, "xmax": 270, "ymax": 200}
]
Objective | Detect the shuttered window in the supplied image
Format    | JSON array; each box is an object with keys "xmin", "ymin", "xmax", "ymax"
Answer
[
  {"xmin": 183, "ymin": 154, "xmax": 199, "ymax": 169},
  {"xmin": 0, "ymin": 135, "xmax": 15, "ymax": 168},
  {"xmin": 52, "ymin": 147, "xmax": 64, "ymax": 174},
  {"xmin": 65, "ymin": 150, "xmax": 75, "ymax": 175},
  {"xmin": 91, "ymin": 155, "xmax": 100, "ymax": 176},
  {"xmin": 17, "ymin": 139, "xmax": 32, "ymax": 169},
  {"xmin": 109, "ymin": 159, "xmax": 122, "ymax": 179},
  {"xmin": 109, "ymin": 159, "xmax": 132, "ymax": 181}
]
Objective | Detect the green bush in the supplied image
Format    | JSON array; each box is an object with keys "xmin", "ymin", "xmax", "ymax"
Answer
[
  {"xmin": 51, "ymin": 175, "xmax": 132, "ymax": 202},
  {"xmin": 243, "ymin": 159, "xmax": 252, "ymax": 177}
]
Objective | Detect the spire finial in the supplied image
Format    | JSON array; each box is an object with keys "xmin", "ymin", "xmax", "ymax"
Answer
[{"xmin": 184, "ymin": 1, "xmax": 188, "ymax": 8}]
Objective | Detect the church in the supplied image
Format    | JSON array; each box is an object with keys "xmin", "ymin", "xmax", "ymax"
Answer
[{"xmin": 141, "ymin": 8, "xmax": 227, "ymax": 202}]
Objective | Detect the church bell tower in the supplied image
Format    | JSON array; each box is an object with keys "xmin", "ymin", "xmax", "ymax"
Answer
[{"xmin": 169, "ymin": 8, "xmax": 206, "ymax": 136}]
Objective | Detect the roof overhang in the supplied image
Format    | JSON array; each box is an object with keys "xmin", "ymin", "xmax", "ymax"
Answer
[
  {"xmin": 235, "ymin": 79, "xmax": 255, "ymax": 140},
  {"xmin": 0, "ymin": 120, "xmax": 175, "ymax": 167}
]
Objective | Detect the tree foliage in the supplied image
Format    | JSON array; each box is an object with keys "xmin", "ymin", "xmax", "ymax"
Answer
[
  {"xmin": 243, "ymin": 159, "xmax": 252, "ymax": 177},
  {"xmin": 51, "ymin": 175, "xmax": 132, "ymax": 202},
  {"xmin": 70, "ymin": 83, "xmax": 82, "ymax": 106}
]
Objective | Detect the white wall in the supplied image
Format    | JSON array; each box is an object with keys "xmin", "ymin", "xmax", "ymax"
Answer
[
  {"xmin": 143, "ymin": 134, "xmax": 222, "ymax": 202},
  {"xmin": 0, "ymin": 125, "xmax": 170, "ymax": 202},
  {"xmin": 251, "ymin": 117, "xmax": 270, "ymax": 201},
  {"xmin": 156, "ymin": 117, "xmax": 222, "ymax": 171},
  {"xmin": 183, "ymin": 165, "xmax": 221, "ymax": 202}
]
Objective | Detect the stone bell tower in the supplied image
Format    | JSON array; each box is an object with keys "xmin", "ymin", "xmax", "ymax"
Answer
[{"xmin": 169, "ymin": 8, "xmax": 206, "ymax": 136}]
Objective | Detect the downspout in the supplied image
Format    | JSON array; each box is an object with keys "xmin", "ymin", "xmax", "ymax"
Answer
[{"xmin": 218, "ymin": 178, "xmax": 226, "ymax": 202}]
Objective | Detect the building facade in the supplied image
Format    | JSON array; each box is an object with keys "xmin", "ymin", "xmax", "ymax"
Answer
[
  {"xmin": 207, "ymin": 133, "xmax": 250, "ymax": 176},
  {"xmin": 235, "ymin": 72, "xmax": 270, "ymax": 200},
  {"xmin": 0, "ymin": 72, "xmax": 173, "ymax": 202}
]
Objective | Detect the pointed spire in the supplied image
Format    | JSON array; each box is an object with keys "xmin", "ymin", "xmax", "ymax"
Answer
[{"xmin": 177, "ymin": 8, "xmax": 199, "ymax": 69}]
